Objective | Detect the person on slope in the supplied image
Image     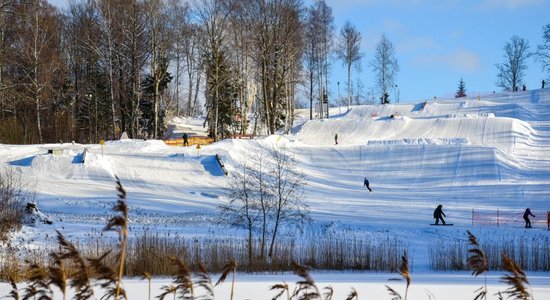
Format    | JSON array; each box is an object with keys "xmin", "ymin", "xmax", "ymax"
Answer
[
  {"xmin": 433, "ymin": 204, "xmax": 446, "ymax": 225},
  {"xmin": 334, "ymin": 133, "xmax": 338, "ymax": 145},
  {"xmin": 182, "ymin": 132, "xmax": 189, "ymax": 146},
  {"xmin": 364, "ymin": 177, "xmax": 372, "ymax": 192},
  {"xmin": 523, "ymin": 208, "xmax": 535, "ymax": 228}
]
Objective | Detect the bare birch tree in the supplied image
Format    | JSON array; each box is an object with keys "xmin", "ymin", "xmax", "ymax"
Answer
[
  {"xmin": 195, "ymin": 0, "xmax": 231, "ymax": 141},
  {"xmin": 13, "ymin": 0, "xmax": 61, "ymax": 143},
  {"xmin": 496, "ymin": 35, "xmax": 530, "ymax": 92},
  {"xmin": 219, "ymin": 152, "xmax": 259, "ymax": 262},
  {"xmin": 535, "ymin": 24, "xmax": 550, "ymax": 79},
  {"xmin": 371, "ymin": 34, "xmax": 399, "ymax": 104},
  {"xmin": 267, "ymin": 146, "xmax": 308, "ymax": 258},
  {"xmin": 145, "ymin": 0, "xmax": 173, "ymax": 139},
  {"xmin": 335, "ymin": 21, "xmax": 363, "ymax": 110},
  {"xmin": 303, "ymin": 7, "xmax": 319, "ymax": 120}
]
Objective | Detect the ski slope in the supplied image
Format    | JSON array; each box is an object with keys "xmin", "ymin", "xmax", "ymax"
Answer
[{"xmin": 1, "ymin": 89, "xmax": 550, "ymax": 272}]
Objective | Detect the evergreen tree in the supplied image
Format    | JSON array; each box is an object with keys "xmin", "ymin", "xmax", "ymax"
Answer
[
  {"xmin": 204, "ymin": 50, "xmax": 238, "ymax": 140},
  {"xmin": 455, "ymin": 78, "xmax": 467, "ymax": 98},
  {"xmin": 141, "ymin": 61, "xmax": 172, "ymax": 138}
]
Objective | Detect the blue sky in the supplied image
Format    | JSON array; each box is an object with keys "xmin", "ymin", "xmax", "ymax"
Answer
[
  {"xmin": 50, "ymin": 0, "xmax": 549, "ymax": 103},
  {"xmin": 322, "ymin": 0, "xmax": 550, "ymax": 102}
]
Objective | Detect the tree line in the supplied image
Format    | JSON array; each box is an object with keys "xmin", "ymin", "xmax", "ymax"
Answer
[
  {"xmin": 0, "ymin": 0, "xmax": 401, "ymax": 145},
  {"xmin": 4, "ymin": 1, "xmax": 547, "ymax": 144}
]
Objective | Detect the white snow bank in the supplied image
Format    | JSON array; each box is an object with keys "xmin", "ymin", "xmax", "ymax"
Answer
[
  {"xmin": 368, "ymin": 138, "xmax": 469, "ymax": 146},
  {"xmin": 445, "ymin": 113, "xmax": 495, "ymax": 118},
  {"xmin": 104, "ymin": 139, "xmax": 168, "ymax": 152},
  {"xmin": 295, "ymin": 116, "xmax": 533, "ymax": 153}
]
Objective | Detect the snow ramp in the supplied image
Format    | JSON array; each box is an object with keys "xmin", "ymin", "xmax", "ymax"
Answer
[{"xmin": 295, "ymin": 115, "xmax": 533, "ymax": 154}]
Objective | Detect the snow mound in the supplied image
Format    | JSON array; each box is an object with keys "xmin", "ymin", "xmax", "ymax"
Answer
[
  {"xmin": 296, "ymin": 115, "xmax": 533, "ymax": 153},
  {"xmin": 105, "ymin": 139, "xmax": 168, "ymax": 153},
  {"xmin": 368, "ymin": 138, "xmax": 469, "ymax": 146},
  {"xmin": 23, "ymin": 202, "xmax": 53, "ymax": 226},
  {"xmin": 445, "ymin": 113, "xmax": 495, "ymax": 118}
]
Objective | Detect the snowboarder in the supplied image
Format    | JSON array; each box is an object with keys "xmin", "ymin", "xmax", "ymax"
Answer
[
  {"xmin": 523, "ymin": 208, "xmax": 535, "ymax": 228},
  {"xmin": 182, "ymin": 132, "xmax": 189, "ymax": 146},
  {"xmin": 364, "ymin": 177, "xmax": 372, "ymax": 192},
  {"xmin": 334, "ymin": 133, "xmax": 338, "ymax": 145},
  {"xmin": 433, "ymin": 204, "xmax": 446, "ymax": 225}
]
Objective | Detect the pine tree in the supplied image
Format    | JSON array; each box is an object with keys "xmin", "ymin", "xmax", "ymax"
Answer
[{"xmin": 455, "ymin": 78, "xmax": 467, "ymax": 98}]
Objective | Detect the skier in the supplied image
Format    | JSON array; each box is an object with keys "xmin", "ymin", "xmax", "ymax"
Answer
[
  {"xmin": 522, "ymin": 84, "xmax": 526, "ymax": 91},
  {"xmin": 433, "ymin": 204, "xmax": 446, "ymax": 225},
  {"xmin": 543, "ymin": 80, "xmax": 546, "ymax": 89},
  {"xmin": 364, "ymin": 177, "xmax": 372, "ymax": 192},
  {"xmin": 334, "ymin": 133, "xmax": 338, "ymax": 145},
  {"xmin": 182, "ymin": 132, "xmax": 189, "ymax": 146},
  {"xmin": 523, "ymin": 208, "xmax": 535, "ymax": 228},
  {"xmin": 547, "ymin": 211, "xmax": 550, "ymax": 230}
]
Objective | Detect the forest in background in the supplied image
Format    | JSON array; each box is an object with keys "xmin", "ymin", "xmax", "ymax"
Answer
[
  {"xmin": 0, "ymin": 0, "xmax": 345, "ymax": 144},
  {"xmin": 2, "ymin": 0, "xmax": 548, "ymax": 145}
]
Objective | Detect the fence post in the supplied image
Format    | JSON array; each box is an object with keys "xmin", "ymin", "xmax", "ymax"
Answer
[{"xmin": 497, "ymin": 209, "xmax": 499, "ymax": 227}]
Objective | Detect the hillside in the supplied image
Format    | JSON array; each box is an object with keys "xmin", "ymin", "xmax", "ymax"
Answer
[{"xmin": 2, "ymin": 89, "xmax": 550, "ymax": 270}]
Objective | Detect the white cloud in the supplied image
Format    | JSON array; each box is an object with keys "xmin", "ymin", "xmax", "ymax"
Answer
[{"xmin": 412, "ymin": 50, "xmax": 481, "ymax": 72}]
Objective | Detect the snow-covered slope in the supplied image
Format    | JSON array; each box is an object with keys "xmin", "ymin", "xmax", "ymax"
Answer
[{"xmin": 2, "ymin": 89, "xmax": 550, "ymax": 270}]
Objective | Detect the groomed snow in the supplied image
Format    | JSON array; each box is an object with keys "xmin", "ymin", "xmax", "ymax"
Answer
[{"xmin": 1, "ymin": 89, "xmax": 550, "ymax": 298}]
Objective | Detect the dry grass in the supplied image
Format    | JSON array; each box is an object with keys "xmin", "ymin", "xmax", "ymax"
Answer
[
  {"xmin": 429, "ymin": 235, "xmax": 550, "ymax": 271},
  {"xmin": 290, "ymin": 261, "xmax": 321, "ymax": 299},
  {"xmin": 345, "ymin": 288, "xmax": 358, "ymax": 300},
  {"xmin": 467, "ymin": 231, "xmax": 489, "ymax": 300},
  {"xmin": 385, "ymin": 252, "xmax": 411, "ymax": 300},
  {"xmin": 501, "ymin": 253, "xmax": 531, "ymax": 300},
  {"xmin": 0, "ymin": 167, "xmax": 27, "ymax": 242},
  {"xmin": 0, "ymin": 177, "xmax": 542, "ymax": 300},
  {"xmin": 103, "ymin": 175, "xmax": 128, "ymax": 299},
  {"xmin": 271, "ymin": 282, "xmax": 290, "ymax": 300}
]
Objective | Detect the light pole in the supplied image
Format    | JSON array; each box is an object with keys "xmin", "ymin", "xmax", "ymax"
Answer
[
  {"xmin": 337, "ymin": 81, "xmax": 341, "ymax": 114},
  {"xmin": 394, "ymin": 84, "xmax": 399, "ymax": 104}
]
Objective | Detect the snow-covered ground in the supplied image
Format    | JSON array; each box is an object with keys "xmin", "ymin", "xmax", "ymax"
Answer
[
  {"xmin": 1, "ymin": 89, "xmax": 550, "ymax": 298},
  {"xmin": 2, "ymin": 272, "xmax": 549, "ymax": 300}
]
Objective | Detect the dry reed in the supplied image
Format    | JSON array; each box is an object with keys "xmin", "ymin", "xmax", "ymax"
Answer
[
  {"xmin": 103, "ymin": 176, "xmax": 128, "ymax": 300},
  {"xmin": 466, "ymin": 231, "xmax": 488, "ymax": 300},
  {"xmin": 385, "ymin": 252, "xmax": 410, "ymax": 300},
  {"xmin": 290, "ymin": 261, "xmax": 321, "ymax": 299},
  {"xmin": 501, "ymin": 253, "xmax": 530, "ymax": 300}
]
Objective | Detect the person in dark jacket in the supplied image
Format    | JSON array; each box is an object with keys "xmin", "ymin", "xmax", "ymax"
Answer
[
  {"xmin": 523, "ymin": 208, "xmax": 535, "ymax": 228},
  {"xmin": 433, "ymin": 204, "xmax": 446, "ymax": 225},
  {"xmin": 334, "ymin": 133, "xmax": 338, "ymax": 145},
  {"xmin": 364, "ymin": 177, "xmax": 372, "ymax": 192},
  {"xmin": 182, "ymin": 132, "xmax": 189, "ymax": 146}
]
